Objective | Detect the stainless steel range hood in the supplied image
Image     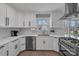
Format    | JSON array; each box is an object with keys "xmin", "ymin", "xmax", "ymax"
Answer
[{"xmin": 60, "ymin": 3, "xmax": 79, "ymax": 20}]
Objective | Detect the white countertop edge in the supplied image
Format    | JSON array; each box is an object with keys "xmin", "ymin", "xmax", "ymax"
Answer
[
  {"xmin": 0, "ymin": 34, "xmax": 38, "ymax": 46},
  {"xmin": 0, "ymin": 34, "xmax": 64, "ymax": 46}
]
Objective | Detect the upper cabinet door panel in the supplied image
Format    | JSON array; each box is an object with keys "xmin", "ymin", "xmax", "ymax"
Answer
[
  {"xmin": 0, "ymin": 4, "xmax": 6, "ymax": 17},
  {"xmin": 30, "ymin": 13, "xmax": 36, "ymax": 27},
  {"xmin": 25, "ymin": 13, "xmax": 36, "ymax": 27},
  {"xmin": 6, "ymin": 5, "xmax": 16, "ymax": 27},
  {"xmin": 17, "ymin": 12, "xmax": 25, "ymax": 27},
  {"xmin": 0, "ymin": 4, "xmax": 7, "ymax": 26}
]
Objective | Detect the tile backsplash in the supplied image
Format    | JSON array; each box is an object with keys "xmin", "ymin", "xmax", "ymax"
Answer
[
  {"xmin": 0, "ymin": 28, "xmax": 11, "ymax": 39},
  {"xmin": 0, "ymin": 27, "xmax": 65, "ymax": 40},
  {"xmin": 0, "ymin": 28, "xmax": 20, "ymax": 40}
]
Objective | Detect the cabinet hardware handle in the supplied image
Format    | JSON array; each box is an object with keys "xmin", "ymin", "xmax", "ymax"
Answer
[
  {"xmin": 15, "ymin": 44, "xmax": 17, "ymax": 49},
  {"xmin": 5, "ymin": 17, "xmax": 9, "ymax": 26},
  {"xmin": 7, "ymin": 50, "xmax": 9, "ymax": 56},
  {"xmin": 43, "ymin": 40, "xmax": 45, "ymax": 44}
]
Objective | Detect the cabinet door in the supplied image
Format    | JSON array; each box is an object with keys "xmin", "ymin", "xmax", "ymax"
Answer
[
  {"xmin": 8, "ymin": 42, "xmax": 15, "ymax": 56},
  {"xmin": 6, "ymin": 5, "xmax": 16, "ymax": 27},
  {"xmin": 0, "ymin": 49, "xmax": 3, "ymax": 56},
  {"xmin": 20, "ymin": 37, "xmax": 26, "ymax": 51},
  {"xmin": 36, "ymin": 39, "xmax": 44, "ymax": 50},
  {"xmin": 15, "ymin": 39, "xmax": 20, "ymax": 55},
  {"xmin": 6, "ymin": 5, "xmax": 12, "ymax": 27},
  {"xmin": 13, "ymin": 39, "xmax": 20, "ymax": 55},
  {"xmin": 16, "ymin": 12, "xmax": 25, "ymax": 27},
  {"xmin": 25, "ymin": 13, "xmax": 36, "ymax": 27},
  {"xmin": 0, "ymin": 45, "xmax": 5, "ymax": 56},
  {"xmin": 36, "ymin": 36, "xmax": 48, "ymax": 50},
  {"xmin": 10, "ymin": 39, "xmax": 20, "ymax": 56},
  {"xmin": 0, "ymin": 4, "xmax": 7, "ymax": 27},
  {"xmin": 0, "ymin": 43, "xmax": 9, "ymax": 56},
  {"xmin": 44, "ymin": 37, "xmax": 53, "ymax": 50},
  {"xmin": 53, "ymin": 37, "xmax": 59, "ymax": 52},
  {"xmin": 2, "ymin": 44, "xmax": 9, "ymax": 56},
  {"xmin": 30, "ymin": 13, "xmax": 36, "ymax": 28},
  {"xmin": 36, "ymin": 36, "xmax": 54, "ymax": 50}
]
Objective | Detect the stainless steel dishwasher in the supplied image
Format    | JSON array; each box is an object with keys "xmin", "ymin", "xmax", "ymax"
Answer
[{"xmin": 26, "ymin": 36, "xmax": 36, "ymax": 50}]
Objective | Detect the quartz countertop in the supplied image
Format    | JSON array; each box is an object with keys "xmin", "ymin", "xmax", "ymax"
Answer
[
  {"xmin": 0, "ymin": 34, "xmax": 38, "ymax": 46},
  {"xmin": 0, "ymin": 33, "xmax": 64, "ymax": 46}
]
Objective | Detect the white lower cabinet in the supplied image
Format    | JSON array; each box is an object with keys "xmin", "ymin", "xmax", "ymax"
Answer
[
  {"xmin": 20, "ymin": 37, "xmax": 26, "ymax": 51},
  {"xmin": 36, "ymin": 36, "xmax": 53, "ymax": 50},
  {"xmin": 0, "ymin": 38, "xmax": 25, "ymax": 56},
  {"xmin": 3, "ymin": 44, "xmax": 9, "ymax": 56},
  {"xmin": 12, "ymin": 39, "xmax": 20, "ymax": 56},
  {"xmin": 8, "ymin": 42, "xmax": 15, "ymax": 56},
  {"xmin": 0, "ymin": 36, "xmax": 59, "ymax": 56},
  {"xmin": 0, "ymin": 43, "xmax": 9, "ymax": 56},
  {"xmin": 36, "ymin": 36, "xmax": 59, "ymax": 51},
  {"xmin": 53, "ymin": 37, "xmax": 59, "ymax": 52},
  {"xmin": 0, "ymin": 45, "xmax": 5, "ymax": 56},
  {"xmin": 0, "ymin": 46, "xmax": 3, "ymax": 56},
  {"xmin": 9, "ymin": 39, "xmax": 20, "ymax": 56}
]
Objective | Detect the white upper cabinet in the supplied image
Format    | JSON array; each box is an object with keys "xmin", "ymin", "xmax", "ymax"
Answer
[
  {"xmin": 16, "ymin": 12, "xmax": 37, "ymax": 28},
  {"xmin": 25, "ymin": 13, "xmax": 36, "ymax": 28},
  {"xmin": 0, "ymin": 4, "xmax": 7, "ymax": 27},
  {"xmin": 15, "ymin": 11, "xmax": 37, "ymax": 28},
  {"xmin": 16, "ymin": 12, "xmax": 25, "ymax": 27},
  {"xmin": 30, "ymin": 13, "xmax": 36, "ymax": 28},
  {"xmin": 6, "ymin": 5, "xmax": 16, "ymax": 27},
  {"xmin": 0, "ymin": 4, "xmax": 17, "ymax": 27},
  {"xmin": 0, "ymin": 4, "xmax": 37, "ymax": 28}
]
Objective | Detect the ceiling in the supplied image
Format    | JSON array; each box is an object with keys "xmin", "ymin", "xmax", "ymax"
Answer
[{"xmin": 7, "ymin": 3, "xmax": 65, "ymax": 12}]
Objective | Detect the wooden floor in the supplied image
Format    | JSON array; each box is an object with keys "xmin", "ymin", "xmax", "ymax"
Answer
[{"xmin": 18, "ymin": 50, "xmax": 63, "ymax": 56}]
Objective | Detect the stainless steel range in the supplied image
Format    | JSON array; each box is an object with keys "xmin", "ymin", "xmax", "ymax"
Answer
[{"xmin": 59, "ymin": 37, "xmax": 79, "ymax": 56}]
